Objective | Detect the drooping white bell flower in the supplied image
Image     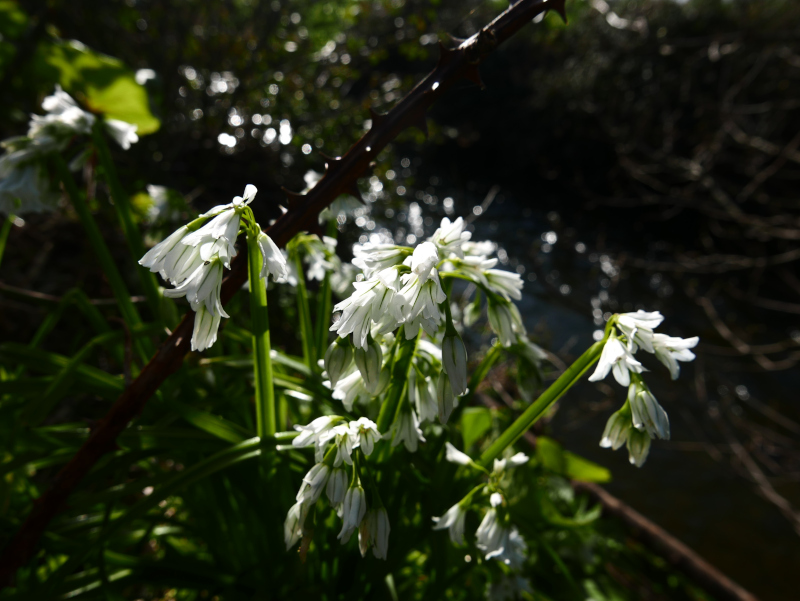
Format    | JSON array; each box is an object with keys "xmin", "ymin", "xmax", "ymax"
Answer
[
  {"xmin": 257, "ymin": 228, "xmax": 289, "ymax": 281},
  {"xmin": 163, "ymin": 257, "xmax": 229, "ymax": 317},
  {"xmin": 485, "ymin": 269, "xmax": 524, "ymax": 302},
  {"xmin": 295, "ymin": 462, "xmax": 331, "ymax": 504},
  {"xmin": 331, "ymin": 268, "xmax": 401, "ymax": 349},
  {"xmin": 475, "ymin": 508, "xmax": 510, "ymax": 561},
  {"xmin": 318, "ymin": 423, "xmax": 355, "ymax": 467},
  {"xmin": 492, "ymin": 453, "xmax": 529, "ymax": 474},
  {"xmin": 652, "ymin": 333, "xmax": 699, "ymax": 380},
  {"xmin": 430, "ymin": 216, "xmax": 471, "ymax": 259},
  {"xmin": 104, "ymin": 118, "xmax": 139, "ymax": 149},
  {"xmin": 432, "ymin": 502, "xmax": 468, "ymax": 545},
  {"xmin": 437, "ymin": 369, "xmax": 455, "ymax": 424},
  {"xmin": 408, "ymin": 369, "xmax": 438, "ymax": 424},
  {"xmin": 388, "ymin": 408, "xmax": 426, "ymax": 452},
  {"xmin": 444, "ymin": 442, "xmax": 473, "ymax": 466},
  {"xmin": 495, "ymin": 527, "xmax": 527, "ymax": 569},
  {"xmin": 352, "ymin": 243, "xmax": 410, "ymax": 277},
  {"xmin": 324, "ymin": 338, "xmax": 353, "ymax": 387},
  {"xmin": 292, "ymin": 415, "xmax": 342, "ymax": 461},
  {"xmin": 588, "ymin": 335, "xmax": 644, "ymax": 387},
  {"xmin": 628, "ymin": 381, "xmax": 670, "ymax": 440},
  {"xmin": 359, "ymin": 507, "xmax": 390, "ymax": 559},
  {"xmin": 191, "ymin": 305, "xmax": 222, "ymax": 352},
  {"xmin": 616, "ymin": 310, "xmax": 664, "ymax": 353},
  {"xmin": 338, "ymin": 484, "xmax": 367, "ymax": 543},
  {"xmin": 326, "ymin": 467, "xmax": 348, "ymax": 506},
  {"xmin": 139, "ymin": 225, "xmax": 191, "ymax": 281},
  {"xmin": 462, "ymin": 240, "xmax": 497, "ymax": 257},
  {"xmin": 331, "ymin": 368, "xmax": 371, "ymax": 412},
  {"xmin": 284, "ymin": 500, "xmax": 310, "ymax": 550}
]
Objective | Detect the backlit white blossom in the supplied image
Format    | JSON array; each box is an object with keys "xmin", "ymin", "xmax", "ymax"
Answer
[
  {"xmin": 388, "ymin": 409, "xmax": 426, "ymax": 452},
  {"xmin": 488, "ymin": 300, "xmax": 526, "ymax": 347},
  {"xmin": 485, "ymin": 269, "xmax": 523, "ymax": 301},
  {"xmin": 293, "ymin": 415, "xmax": 342, "ymax": 461},
  {"xmin": 492, "ymin": 453, "xmax": 529, "ymax": 474},
  {"xmin": 652, "ymin": 333, "xmax": 699, "ymax": 380},
  {"xmin": 318, "ymin": 423, "xmax": 355, "ymax": 467},
  {"xmin": 104, "ymin": 118, "xmax": 139, "ymax": 149},
  {"xmin": 163, "ymin": 257, "xmax": 228, "ymax": 317},
  {"xmin": 338, "ymin": 484, "xmax": 367, "ymax": 542},
  {"xmin": 430, "ymin": 216, "xmax": 471, "ymax": 258},
  {"xmin": 628, "ymin": 381, "xmax": 670, "ymax": 440},
  {"xmin": 599, "ymin": 409, "xmax": 632, "ymax": 450},
  {"xmin": 444, "ymin": 442, "xmax": 473, "ymax": 466},
  {"xmin": 257, "ymin": 229, "xmax": 288, "ymax": 281},
  {"xmin": 617, "ymin": 310, "xmax": 664, "ymax": 353},
  {"xmin": 588, "ymin": 335, "xmax": 644, "ymax": 387},
  {"xmin": 191, "ymin": 305, "xmax": 222, "ymax": 352},
  {"xmin": 432, "ymin": 502, "xmax": 467, "ymax": 545},
  {"xmin": 349, "ymin": 417, "xmax": 380, "ymax": 456},
  {"xmin": 475, "ymin": 508, "xmax": 509, "ymax": 561},
  {"xmin": 296, "ymin": 463, "xmax": 330, "ymax": 504},
  {"xmin": 284, "ymin": 500, "xmax": 310, "ymax": 550}
]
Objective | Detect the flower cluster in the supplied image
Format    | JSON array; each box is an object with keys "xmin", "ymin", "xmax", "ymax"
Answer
[
  {"xmin": 0, "ymin": 87, "xmax": 138, "ymax": 215},
  {"xmin": 139, "ymin": 184, "xmax": 287, "ymax": 351},
  {"xmin": 589, "ymin": 310, "xmax": 699, "ymax": 466},
  {"xmin": 433, "ymin": 443, "xmax": 531, "ymax": 590},
  {"xmin": 285, "ymin": 416, "xmax": 389, "ymax": 559},
  {"xmin": 323, "ymin": 217, "xmax": 527, "ymax": 444}
]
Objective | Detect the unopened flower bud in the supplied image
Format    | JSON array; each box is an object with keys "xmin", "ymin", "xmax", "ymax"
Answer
[
  {"xmin": 326, "ymin": 467, "xmax": 348, "ymax": 506},
  {"xmin": 437, "ymin": 369, "xmax": 454, "ymax": 424},
  {"xmin": 354, "ymin": 335, "xmax": 383, "ymax": 393},
  {"xmin": 324, "ymin": 337, "xmax": 353, "ymax": 387},
  {"xmin": 599, "ymin": 410, "xmax": 631, "ymax": 450},
  {"xmin": 627, "ymin": 428, "xmax": 651, "ymax": 467},
  {"xmin": 442, "ymin": 332, "xmax": 468, "ymax": 396}
]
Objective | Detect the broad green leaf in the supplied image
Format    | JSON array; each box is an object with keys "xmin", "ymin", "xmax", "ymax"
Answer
[
  {"xmin": 460, "ymin": 407, "xmax": 492, "ymax": 451},
  {"xmin": 537, "ymin": 436, "xmax": 611, "ymax": 483},
  {"xmin": 36, "ymin": 39, "xmax": 160, "ymax": 134}
]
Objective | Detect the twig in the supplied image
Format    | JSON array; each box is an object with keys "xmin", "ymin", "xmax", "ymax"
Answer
[{"xmin": 0, "ymin": 0, "xmax": 566, "ymax": 587}]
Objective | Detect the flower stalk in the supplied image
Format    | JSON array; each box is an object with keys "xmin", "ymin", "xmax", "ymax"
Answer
[
  {"xmin": 478, "ymin": 337, "xmax": 607, "ymax": 469},
  {"xmin": 247, "ymin": 229, "xmax": 276, "ymax": 437}
]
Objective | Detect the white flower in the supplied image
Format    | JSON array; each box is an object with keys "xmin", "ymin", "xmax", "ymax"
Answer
[
  {"xmin": 442, "ymin": 332, "xmax": 468, "ymax": 396},
  {"xmin": 349, "ymin": 417, "xmax": 381, "ymax": 456},
  {"xmin": 284, "ymin": 500, "xmax": 310, "ymax": 550},
  {"xmin": 430, "ymin": 216, "xmax": 471, "ymax": 259},
  {"xmin": 292, "ymin": 415, "xmax": 341, "ymax": 461},
  {"xmin": 359, "ymin": 507, "xmax": 391, "ymax": 559},
  {"xmin": 485, "ymin": 269, "xmax": 523, "ymax": 301},
  {"xmin": 139, "ymin": 225, "xmax": 191, "ymax": 282},
  {"xmin": 181, "ymin": 207, "xmax": 240, "ymax": 268},
  {"xmin": 487, "ymin": 300, "xmax": 526, "ymax": 347},
  {"xmin": 432, "ymin": 502, "xmax": 468, "ymax": 545},
  {"xmin": 296, "ymin": 462, "xmax": 330, "ymax": 504},
  {"xmin": 331, "ymin": 368, "xmax": 371, "ymax": 412},
  {"xmin": 462, "ymin": 240, "xmax": 496, "ymax": 257},
  {"xmin": 28, "ymin": 86, "xmax": 95, "ymax": 140},
  {"xmin": 324, "ymin": 338, "xmax": 353, "ymax": 387},
  {"xmin": 627, "ymin": 428, "xmax": 651, "ymax": 467},
  {"xmin": 326, "ymin": 467, "xmax": 348, "ymax": 506},
  {"xmin": 652, "ymin": 333, "xmax": 699, "ymax": 380},
  {"xmin": 104, "ymin": 118, "xmax": 139, "ymax": 149},
  {"xmin": 331, "ymin": 269, "xmax": 400, "ymax": 349},
  {"xmin": 628, "ymin": 381, "xmax": 670, "ymax": 440},
  {"xmin": 475, "ymin": 508, "xmax": 510, "ymax": 561},
  {"xmin": 319, "ymin": 423, "xmax": 355, "ymax": 467},
  {"xmin": 599, "ymin": 409, "xmax": 631, "ymax": 450},
  {"xmin": 388, "ymin": 409, "xmax": 426, "ymax": 452},
  {"xmin": 588, "ymin": 335, "xmax": 644, "ymax": 387},
  {"xmin": 409, "ymin": 369, "xmax": 438, "ymax": 424},
  {"xmin": 354, "ymin": 335, "xmax": 383, "ymax": 393},
  {"xmin": 492, "ymin": 453, "xmax": 529, "ymax": 474},
  {"xmin": 495, "ymin": 527, "xmax": 527, "ymax": 569},
  {"xmin": 257, "ymin": 229, "xmax": 288, "ymax": 281},
  {"xmin": 444, "ymin": 442, "xmax": 473, "ymax": 466},
  {"xmin": 393, "ymin": 269, "xmax": 446, "ymax": 330},
  {"xmin": 617, "ymin": 310, "xmax": 664, "ymax": 353},
  {"xmin": 338, "ymin": 484, "xmax": 367, "ymax": 543},
  {"xmin": 437, "ymin": 370, "xmax": 455, "ymax": 424},
  {"xmin": 409, "ymin": 241, "xmax": 440, "ymax": 281},
  {"xmin": 163, "ymin": 258, "xmax": 229, "ymax": 317},
  {"xmin": 452, "ymin": 255, "xmax": 497, "ymax": 287},
  {"xmin": 191, "ymin": 305, "xmax": 222, "ymax": 352},
  {"xmin": 352, "ymin": 243, "xmax": 409, "ymax": 277}
]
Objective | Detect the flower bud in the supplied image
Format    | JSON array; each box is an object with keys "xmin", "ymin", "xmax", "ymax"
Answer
[
  {"xmin": 324, "ymin": 337, "xmax": 353, "ymax": 387},
  {"xmin": 338, "ymin": 484, "xmax": 367, "ymax": 543},
  {"xmin": 326, "ymin": 467, "xmax": 348, "ymax": 506},
  {"xmin": 599, "ymin": 410, "xmax": 631, "ymax": 450},
  {"xmin": 442, "ymin": 333, "xmax": 468, "ymax": 396},
  {"xmin": 628, "ymin": 381, "xmax": 670, "ymax": 440},
  {"xmin": 627, "ymin": 428, "xmax": 651, "ymax": 467},
  {"xmin": 437, "ymin": 369, "xmax": 454, "ymax": 424},
  {"xmin": 296, "ymin": 462, "xmax": 330, "ymax": 504},
  {"xmin": 354, "ymin": 335, "xmax": 383, "ymax": 393}
]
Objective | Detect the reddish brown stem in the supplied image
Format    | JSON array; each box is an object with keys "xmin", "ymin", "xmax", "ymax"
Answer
[{"xmin": 0, "ymin": 0, "xmax": 564, "ymax": 587}]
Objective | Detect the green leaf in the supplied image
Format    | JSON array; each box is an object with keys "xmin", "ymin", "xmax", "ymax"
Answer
[
  {"xmin": 36, "ymin": 39, "xmax": 160, "ymax": 134},
  {"xmin": 460, "ymin": 407, "xmax": 492, "ymax": 451},
  {"xmin": 536, "ymin": 436, "xmax": 611, "ymax": 483}
]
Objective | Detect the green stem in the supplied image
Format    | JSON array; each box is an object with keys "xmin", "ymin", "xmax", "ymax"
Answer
[
  {"xmin": 91, "ymin": 123, "xmax": 163, "ymax": 322},
  {"xmin": 53, "ymin": 154, "xmax": 148, "ymax": 361},
  {"xmin": 376, "ymin": 328, "xmax": 418, "ymax": 433},
  {"xmin": 0, "ymin": 213, "xmax": 14, "ymax": 267},
  {"xmin": 247, "ymin": 234, "xmax": 276, "ymax": 438},
  {"xmin": 478, "ymin": 339, "xmax": 607, "ymax": 469},
  {"xmin": 293, "ymin": 253, "xmax": 316, "ymax": 369},
  {"xmin": 314, "ymin": 270, "xmax": 332, "ymax": 363}
]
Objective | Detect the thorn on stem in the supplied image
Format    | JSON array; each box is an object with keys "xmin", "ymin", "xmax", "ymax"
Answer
[{"xmin": 282, "ymin": 187, "xmax": 304, "ymax": 206}]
